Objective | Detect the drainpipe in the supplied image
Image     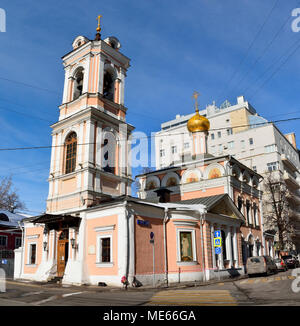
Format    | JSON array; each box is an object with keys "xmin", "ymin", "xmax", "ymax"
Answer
[
  {"xmin": 18, "ymin": 221, "xmax": 24, "ymax": 279},
  {"xmin": 258, "ymin": 177, "xmax": 266, "ymax": 255},
  {"xmin": 163, "ymin": 207, "xmax": 169, "ymax": 287},
  {"xmin": 199, "ymin": 210, "xmax": 206, "ymax": 282},
  {"xmin": 124, "ymin": 201, "xmax": 129, "ymax": 283}
]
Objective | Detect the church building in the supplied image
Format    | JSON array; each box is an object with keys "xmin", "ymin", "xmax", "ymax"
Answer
[{"xmin": 14, "ymin": 21, "xmax": 268, "ymax": 287}]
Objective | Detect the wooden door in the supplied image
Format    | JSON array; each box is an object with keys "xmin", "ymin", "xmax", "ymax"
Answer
[{"xmin": 57, "ymin": 240, "xmax": 68, "ymax": 277}]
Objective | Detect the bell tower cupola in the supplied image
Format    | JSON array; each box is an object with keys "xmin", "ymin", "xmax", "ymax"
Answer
[{"xmin": 47, "ymin": 17, "xmax": 134, "ymax": 214}]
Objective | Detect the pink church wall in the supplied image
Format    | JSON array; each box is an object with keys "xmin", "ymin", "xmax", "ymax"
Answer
[
  {"xmin": 85, "ymin": 214, "xmax": 119, "ymax": 276},
  {"xmin": 23, "ymin": 226, "xmax": 44, "ymax": 274}
]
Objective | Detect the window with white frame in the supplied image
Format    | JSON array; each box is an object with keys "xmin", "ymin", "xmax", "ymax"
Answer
[
  {"xmin": 97, "ymin": 235, "xmax": 113, "ymax": 265},
  {"xmin": 28, "ymin": 243, "xmax": 37, "ymax": 265},
  {"xmin": 211, "ymin": 133, "xmax": 215, "ymax": 140},
  {"xmin": 171, "ymin": 145, "xmax": 177, "ymax": 154},
  {"xmin": 253, "ymin": 203, "xmax": 259, "ymax": 227},
  {"xmin": 267, "ymin": 161, "xmax": 278, "ymax": 172},
  {"xmin": 184, "ymin": 142, "xmax": 190, "ymax": 149},
  {"xmin": 240, "ymin": 140, "xmax": 245, "ymax": 150},
  {"xmin": 0, "ymin": 235, "xmax": 7, "ymax": 247},
  {"xmin": 249, "ymin": 138, "xmax": 254, "ymax": 145},
  {"xmin": 228, "ymin": 141, "xmax": 234, "ymax": 149},
  {"xmin": 177, "ymin": 229, "xmax": 196, "ymax": 263},
  {"xmin": 217, "ymin": 131, "xmax": 221, "ymax": 138},
  {"xmin": 264, "ymin": 144, "xmax": 276, "ymax": 153},
  {"xmin": 160, "ymin": 149, "xmax": 165, "ymax": 157}
]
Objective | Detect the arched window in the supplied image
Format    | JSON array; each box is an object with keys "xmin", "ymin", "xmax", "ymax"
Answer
[
  {"xmin": 65, "ymin": 132, "xmax": 77, "ymax": 174},
  {"xmin": 102, "ymin": 132, "xmax": 116, "ymax": 174},
  {"xmin": 103, "ymin": 71, "xmax": 114, "ymax": 101},
  {"xmin": 73, "ymin": 68, "xmax": 84, "ymax": 100}
]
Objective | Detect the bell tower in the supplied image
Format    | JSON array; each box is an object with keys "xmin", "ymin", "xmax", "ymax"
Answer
[{"xmin": 47, "ymin": 18, "xmax": 134, "ymax": 214}]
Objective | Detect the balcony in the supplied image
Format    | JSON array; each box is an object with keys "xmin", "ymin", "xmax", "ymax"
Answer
[
  {"xmin": 283, "ymin": 171, "xmax": 300, "ymax": 189},
  {"xmin": 281, "ymin": 154, "xmax": 298, "ymax": 172}
]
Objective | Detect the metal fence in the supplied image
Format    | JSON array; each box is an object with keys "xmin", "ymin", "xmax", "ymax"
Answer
[{"xmin": 0, "ymin": 249, "xmax": 14, "ymax": 277}]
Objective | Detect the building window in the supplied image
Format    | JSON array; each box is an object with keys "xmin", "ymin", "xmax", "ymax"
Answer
[
  {"xmin": 160, "ymin": 149, "xmax": 165, "ymax": 157},
  {"xmin": 184, "ymin": 142, "xmax": 190, "ymax": 149},
  {"xmin": 237, "ymin": 196, "xmax": 243, "ymax": 212},
  {"xmin": 218, "ymin": 144, "xmax": 223, "ymax": 152},
  {"xmin": 102, "ymin": 133, "xmax": 116, "ymax": 174},
  {"xmin": 211, "ymin": 133, "xmax": 215, "ymax": 140},
  {"xmin": 252, "ymin": 166, "xmax": 257, "ymax": 172},
  {"xmin": 171, "ymin": 145, "xmax": 177, "ymax": 154},
  {"xmin": 264, "ymin": 144, "xmax": 276, "ymax": 153},
  {"xmin": 15, "ymin": 237, "xmax": 22, "ymax": 249},
  {"xmin": 103, "ymin": 71, "xmax": 115, "ymax": 101},
  {"xmin": 267, "ymin": 162, "xmax": 278, "ymax": 172},
  {"xmin": 218, "ymin": 131, "xmax": 221, "ymax": 138},
  {"xmin": 65, "ymin": 132, "xmax": 77, "ymax": 174},
  {"xmin": 228, "ymin": 141, "xmax": 234, "ymax": 149},
  {"xmin": 253, "ymin": 203, "xmax": 259, "ymax": 227},
  {"xmin": 101, "ymin": 237, "xmax": 111, "ymax": 262},
  {"xmin": 249, "ymin": 138, "xmax": 254, "ymax": 145},
  {"xmin": 227, "ymin": 128, "xmax": 233, "ymax": 136},
  {"xmin": 97, "ymin": 235, "xmax": 112, "ymax": 264},
  {"xmin": 246, "ymin": 200, "xmax": 251, "ymax": 225},
  {"xmin": 29, "ymin": 243, "xmax": 37, "ymax": 265},
  {"xmin": 240, "ymin": 140, "xmax": 245, "ymax": 149},
  {"xmin": 179, "ymin": 231, "xmax": 194, "ymax": 262},
  {"xmin": 0, "ymin": 235, "xmax": 7, "ymax": 247},
  {"xmin": 73, "ymin": 68, "xmax": 84, "ymax": 100}
]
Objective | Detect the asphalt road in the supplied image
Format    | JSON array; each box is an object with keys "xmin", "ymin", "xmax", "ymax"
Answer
[{"xmin": 0, "ymin": 269, "xmax": 299, "ymax": 306}]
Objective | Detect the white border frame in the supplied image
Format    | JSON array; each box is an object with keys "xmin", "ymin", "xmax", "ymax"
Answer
[
  {"xmin": 27, "ymin": 241, "xmax": 37, "ymax": 266},
  {"xmin": 96, "ymin": 234, "xmax": 113, "ymax": 267},
  {"xmin": 176, "ymin": 228, "xmax": 197, "ymax": 264}
]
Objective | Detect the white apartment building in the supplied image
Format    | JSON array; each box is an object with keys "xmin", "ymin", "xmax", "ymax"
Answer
[{"xmin": 155, "ymin": 95, "xmax": 300, "ymax": 252}]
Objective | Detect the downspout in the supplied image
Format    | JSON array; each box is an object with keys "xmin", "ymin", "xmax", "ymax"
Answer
[
  {"xmin": 124, "ymin": 201, "xmax": 129, "ymax": 283},
  {"xmin": 199, "ymin": 211, "xmax": 206, "ymax": 282},
  {"xmin": 18, "ymin": 221, "xmax": 24, "ymax": 279},
  {"xmin": 163, "ymin": 207, "xmax": 169, "ymax": 287},
  {"xmin": 258, "ymin": 176, "xmax": 266, "ymax": 255}
]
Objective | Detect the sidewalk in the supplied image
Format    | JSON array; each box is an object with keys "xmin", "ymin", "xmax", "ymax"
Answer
[{"xmin": 7, "ymin": 274, "xmax": 248, "ymax": 292}]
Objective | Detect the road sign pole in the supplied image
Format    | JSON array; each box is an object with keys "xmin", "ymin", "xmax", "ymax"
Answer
[{"xmin": 153, "ymin": 242, "xmax": 155, "ymax": 287}]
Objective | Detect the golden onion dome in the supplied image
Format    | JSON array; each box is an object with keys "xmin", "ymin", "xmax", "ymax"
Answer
[{"xmin": 187, "ymin": 110, "xmax": 210, "ymax": 133}]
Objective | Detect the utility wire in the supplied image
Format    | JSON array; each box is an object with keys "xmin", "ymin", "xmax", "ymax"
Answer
[
  {"xmin": 233, "ymin": 7, "xmax": 295, "ymax": 94},
  {"xmin": 0, "ymin": 116, "xmax": 299, "ymax": 151},
  {"xmin": 216, "ymin": 0, "xmax": 280, "ymax": 104},
  {"xmin": 248, "ymin": 38, "xmax": 300, "ymax": 98}
]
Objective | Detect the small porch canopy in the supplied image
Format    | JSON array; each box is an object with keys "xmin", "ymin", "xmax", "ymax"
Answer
[{"xmin": 31, "ymin": 213, "xmax": 81, "ymax": 231}]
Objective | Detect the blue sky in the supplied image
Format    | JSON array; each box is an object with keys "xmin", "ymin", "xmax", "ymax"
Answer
[{"xmin": 0, "ymin": 0, "xmax": 300, "ymax": 214}]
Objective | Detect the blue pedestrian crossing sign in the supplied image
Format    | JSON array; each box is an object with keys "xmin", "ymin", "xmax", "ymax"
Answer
[
  {"xmin": 214, "ymin": 237, "xmax": 222, "ymax": 247},
  {"xmin": 215, "ymin": 247, "xmax": 222, "ymax": 255},
  {"xmin": 214, "ymin": 230, "xmax": 221, "ymax": 238}
]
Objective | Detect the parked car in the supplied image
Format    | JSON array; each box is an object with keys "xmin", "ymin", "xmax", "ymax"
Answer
[
  {"xmin": 282, "ymin": 255, "xmax": 299, "ymax": 269},
  {"xmin": 246, "ymin": 256, "xmax": 278, "ymax": 276},
  {"xmin": 274, "ymin": 258, "xmax": 288, "ymax": 272}
]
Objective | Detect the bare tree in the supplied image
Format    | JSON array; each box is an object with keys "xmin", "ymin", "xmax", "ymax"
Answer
[
  {"xmin": 0, "ymin": 176, "xmax": 26, "ymax": 213},
  {"xmin": 263, "ymin": 172, "xmax": 295, "ymax": 251}
]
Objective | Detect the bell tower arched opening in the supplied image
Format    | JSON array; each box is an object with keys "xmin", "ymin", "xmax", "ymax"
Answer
[{"xmin": 73, "ymin": 68, "xmax": 84, "ymax": 101}]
